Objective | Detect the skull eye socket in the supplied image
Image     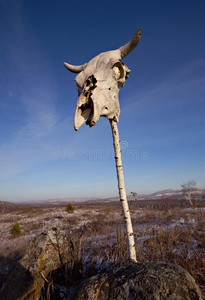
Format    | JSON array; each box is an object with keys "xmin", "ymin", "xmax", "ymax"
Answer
[
  {"xmin": 91, "ymin": 75, "xmax": 97, "ymax": 85},
  {"xmin": 112, "ymin": 61, "xmax": 131, "ymax": 87},
  {"xmin": 85, "ymin": 75, "xmax": 97, "ymax": 89},
  {"xmin": 113, "ymin": 62, "xmax": 125, "ymax": 80},
  {"xmin": 86, "ymin": 79, "xmax": 91, "ymax": 86}
]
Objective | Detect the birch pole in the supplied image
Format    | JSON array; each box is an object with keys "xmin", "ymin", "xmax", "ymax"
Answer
[{"xmin": 110, "ymin": 119, "xmax": 137, "ymax": 262}]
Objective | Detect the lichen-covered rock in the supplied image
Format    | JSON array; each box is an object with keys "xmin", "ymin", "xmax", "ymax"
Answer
[
  {"xmin": 70, "ymin": 260, "xmax": 202, "ymax": 300},
  {"xmin": 0, "ymin": 231, "xmax": 202, "ymax": 300},
  {"xmin": 0, "ymin": 228, "xmax": 67, "ymax": 300}
]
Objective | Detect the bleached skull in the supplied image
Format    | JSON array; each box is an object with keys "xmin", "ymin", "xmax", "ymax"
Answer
[{"xmin": 64, "ymin": 28, "xmax": 141, "ymax": 131}]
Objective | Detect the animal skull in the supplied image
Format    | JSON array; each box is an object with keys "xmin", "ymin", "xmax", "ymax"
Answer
[{"xmin": 64, "ymin": 28, "xmax": 141, "ymax": 131}]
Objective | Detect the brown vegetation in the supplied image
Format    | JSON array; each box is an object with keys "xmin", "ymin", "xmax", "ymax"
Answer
[{"xmin": 0, "ymin": 198, "xmax": 205, "ymax": 297}]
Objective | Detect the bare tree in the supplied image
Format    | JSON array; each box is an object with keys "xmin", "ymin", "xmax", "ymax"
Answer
[
  {"xmin": 130, "ymin": 192, "xmax": 138, "ymax": 200},
  {"xmin": 181, "ymin": 180, "xmax": 197, "ymax": 206}
]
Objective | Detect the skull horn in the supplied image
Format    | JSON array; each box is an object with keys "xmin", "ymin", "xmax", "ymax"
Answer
[
  {"xmin": 63, "ymin": 62, "xmax": 87, "ymax": 74},
  {"xmin": 119, "ymin": 28, "xmax": 142, "ymax": 59}
]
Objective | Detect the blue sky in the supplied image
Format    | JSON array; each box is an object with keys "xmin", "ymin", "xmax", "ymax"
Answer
[{"xmin": 0, "ymin": 0, "xmax": 205, "ymax": 202}]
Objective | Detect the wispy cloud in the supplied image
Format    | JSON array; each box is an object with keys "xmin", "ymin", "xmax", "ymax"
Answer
[
  {"xmin": 0, "ymin": 1, "xmax": 59, "ymax": 183},
  {"xmin": 20, "ymin": 90, "xmax": 57, "ymax": 139},
  {"xmin": 124, "ymin": 59, "xmax": 205, "ymax": 115},
  {"xmin": 1, "ymin": 0, "xmax": 58, "ymax": 140}
]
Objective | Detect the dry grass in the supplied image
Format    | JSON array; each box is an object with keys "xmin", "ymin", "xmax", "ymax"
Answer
[{"xmin": 0, "ymin": 200, "xmax": 205, "ymax": 295}]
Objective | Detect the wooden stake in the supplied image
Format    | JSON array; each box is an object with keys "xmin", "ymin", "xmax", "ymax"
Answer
[{"xmin": 110, "ymin": 119, "xmax": 137, "ymax": 262}]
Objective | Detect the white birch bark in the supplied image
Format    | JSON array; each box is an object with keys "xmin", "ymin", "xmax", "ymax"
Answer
[{"xmin": 110, "ymin": 119, "xmax": 137, "ymax": 262}]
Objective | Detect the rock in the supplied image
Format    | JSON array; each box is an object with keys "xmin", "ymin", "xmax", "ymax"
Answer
[
  {"xmin": 1, "ymin": 230, "xmax": 202, "ymax": 300},
  {"xmin": 70, "ymin": 259, "xmax": 202, "ymax": 300},
  {"xmin": 0, "ymin": 228, "xmax": 67, "ymax": 300}
]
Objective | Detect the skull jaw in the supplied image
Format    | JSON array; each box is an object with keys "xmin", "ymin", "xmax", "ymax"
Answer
[
  {"xmin": 74, "ymin": 93, "xmax": 120, "ymax": 131},
  {"xmin": 74, "ymin": 109, "xmax": 120, "ymax": 131},
  {"xmin": 74, "ymin": 108, "xmax": 92, "ymax": 131}
]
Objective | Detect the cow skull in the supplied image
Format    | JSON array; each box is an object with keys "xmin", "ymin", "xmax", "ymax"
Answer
[{"xmin": 64, "ymin": 28, "xmax": 141, "ymax": 131}]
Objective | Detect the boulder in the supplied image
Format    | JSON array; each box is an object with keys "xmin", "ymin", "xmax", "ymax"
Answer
[
  {"xmin": 70, "ymin": 259, "xmax": 202, "ymax": 300},
  {"xmin": 0, "ymin": 229, "xmax": 202, "ymax": 300},
  {"xmin": 0, "ymin": 228, "xmax": 67, "ymax": 300}
]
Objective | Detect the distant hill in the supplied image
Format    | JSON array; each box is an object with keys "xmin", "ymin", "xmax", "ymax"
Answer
[
  {"xmin": 1, "ymin": 188, "xmax": 204, "ymax": 213},
  {"xmin": 149, "ymin": 189, "xmax": 182, "ymax": 197}
]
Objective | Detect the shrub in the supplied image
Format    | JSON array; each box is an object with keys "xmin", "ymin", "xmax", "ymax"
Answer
[
  {"xmin": 10, "ymin": 223, "xmax": 21, "ymax": 237},
  {"xmin": 65, "ymin": 203, "xmax": 74, "ymax": 214}
]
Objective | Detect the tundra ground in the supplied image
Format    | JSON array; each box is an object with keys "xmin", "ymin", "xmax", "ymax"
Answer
[{"xmin": 0, "ymin": 199, "xmax": 204, "ymax": 295}]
